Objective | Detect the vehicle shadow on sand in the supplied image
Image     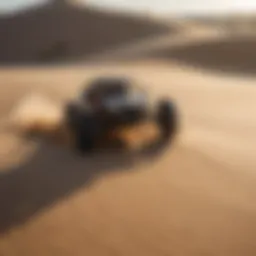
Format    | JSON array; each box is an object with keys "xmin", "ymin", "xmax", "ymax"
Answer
[{"xmin": 0, "ymin": 138, "xmax": 170, "ymax": 234}]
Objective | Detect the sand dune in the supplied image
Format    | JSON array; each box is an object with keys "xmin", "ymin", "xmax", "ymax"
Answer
[
  {"xmin": 147, "ymin": 35, "xmax": 256, "ymax": 76},
  {"xmin": 0, "ymin": 0, "xmax": 172, "ymax": 65},
  {"xmin": 1, "ymin": 7, "xmax": 256, "ymax": 254},
  {"xmin": 0, "ymin": 62, "xmax": 256, "ymax": 255}
]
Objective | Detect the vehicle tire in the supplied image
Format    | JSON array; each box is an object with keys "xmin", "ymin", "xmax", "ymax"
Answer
[
  {"xmin": 65, "ymin": 102, "xmax": 98, "ymax": 154},
  {"xmin": 65, "ymin": 102, "xmax": 84, "ymax": 131},
  {"xmin": 155, "ymin": 99, "xmax": 178, "ymax": 142}
]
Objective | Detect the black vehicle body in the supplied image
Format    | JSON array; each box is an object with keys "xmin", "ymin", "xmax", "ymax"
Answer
[{"xmin": 65, "ymin": 77, "xmax": 178, "ymax": 154}]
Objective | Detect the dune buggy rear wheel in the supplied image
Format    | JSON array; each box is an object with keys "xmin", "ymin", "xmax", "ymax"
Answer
[{"xmin": 155, "ymin": 99, "xmax": 178, "ymax": 142}]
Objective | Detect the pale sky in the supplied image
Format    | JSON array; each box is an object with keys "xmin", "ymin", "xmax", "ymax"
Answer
[{"xmin": 1, "ymin": 0, "xmax": 256, "ymax": 15}]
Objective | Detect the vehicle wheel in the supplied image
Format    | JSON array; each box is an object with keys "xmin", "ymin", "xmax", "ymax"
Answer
[
  {"xmin": 155, "ymin": 98, "xmax": 178, "ymax": 142},
  {"xmin": 65, "ymin": 102, "xmax": 98, "ymax": 154},
  {"xmin": 65, "ymin": 102, "xmax": 83, "ymax": 131},
  {"xmin": 74, "ymin": 114, "xmax": 100, "ymax": 154}
]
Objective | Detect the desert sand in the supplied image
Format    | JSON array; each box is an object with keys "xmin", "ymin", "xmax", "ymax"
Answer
[
  {"xmin": 0, "ymin": 60, "xmax": 256, "ymax": 256},
  {"xmin": 1, "ymin": 3, "xmax": 256, "ymax": 255}
]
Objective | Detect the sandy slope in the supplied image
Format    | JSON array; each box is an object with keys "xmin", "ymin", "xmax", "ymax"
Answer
[
  {"xmin": 0, "ymin": 62, "xmax": 256, "ymax": 256},
  {"xmin": 0, "ymin": 1, "xmax": 171, "ymax": 64},
  {"xmin": 147, "ymin": 36, "xmax": 256, "ymax": 76}
]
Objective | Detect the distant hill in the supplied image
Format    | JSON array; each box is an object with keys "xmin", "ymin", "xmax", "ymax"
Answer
[
  {"xmin": 0, "ymin": 0, "xmax": 173, "ymax": 65},
  {"xmin": 147, "ymin": 36, "xmax": 256, "ymax": 76}
]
